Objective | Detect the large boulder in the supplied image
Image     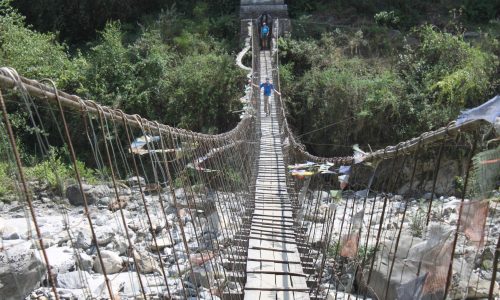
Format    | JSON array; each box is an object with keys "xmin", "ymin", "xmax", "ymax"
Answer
[
  {"xmin": 0, "ymin": 241, "xmax": 46, "ymax": 300},
  {"xmin": 133, "ymin": 250, "xmax": 161, "ymax": 274},
  {"xmin": 56, "ymin": 271, "xmax": 92, "ymax": 289},
  {"xmin": 44, "ymin": 246, "xmax": 76, "ymax": 273},
  {"xmin": 150, "ymin": 235, "xmax": 174, "ymax": 251},
  {"xmin": 190, "ymin": 265, "xmax": 215, "ymax": 288},
  {"xmin": 93, "ymin": 250, "xmax": 123, "ymax": 274},
  {"xmin": 66, "ymin": 184, "xmax": 111, "ymax": 206}
]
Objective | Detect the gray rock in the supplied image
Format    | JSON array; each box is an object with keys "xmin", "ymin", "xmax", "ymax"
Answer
[
  {"xmin": 190, "ymin": 264, "xmax": 214, "ymax": 288},
  {"xmin": 391, "ymin": 194, "xmax": 404, "ymax": 201},
  {"xmin": 109, "ymin": 235, "xmax": 128, "ymax": 256},
  {"xmin": 93, "ymin": 250, "xmax": 123, "ymax": 274},
  {"xmin": 56, "ymin": 271, "xmax": 92, "ymax": 289},
  {"xmin": 3, "ymin": 231, "xmax": 20, "ymax": 240},
  {"xmin": 66, "ymin": 184, "xmax": 95, "ymax": 206},
  {"xmin": 312, "ymin": 190, "xmax": 329, "ymax": 201},
  {"xmin": 127, "ymin": 176, "xmax": 145, "ymax": 186},
  {"xmin": 95, "ymin": 229, "xmax": 115, "ymax": 246},
  {"xmin": 172, "ymin": 188, "xmax": 188, "ymax": 208},
  {"xmin": 150, "ymin": 235, "xmax": 174, "ymax": 251},
  {"xmin": 77, "ymin": 252, "xmax": 93, "ymax": 272},
  {"xmin": 0, "ymin": 241, "xmax": 46, "ymax": 300},
  {"xmin": 355, "ymin": 189, "xmax": 369, "ymax": 198},
  {"xmin": 74, "ymin": 230, "xmax": 92, "ymax": 249},
  {"xmin": 463, "ymin": 31, "xmax": 480, "ymax": 39},
  {"xmin": 133, "ymin": 250, "xmax": 161, "ymax": 274},
  {"xmin": 66, "ymin": 184, "xmax": 112, "ymax": 206},
  {"xmin": 45, "ymin": 246, "xmax": 76, "ymax": 273},
  {"xmin": 422, "ymin": 192, "xmax": 434, "ymax": 200}
]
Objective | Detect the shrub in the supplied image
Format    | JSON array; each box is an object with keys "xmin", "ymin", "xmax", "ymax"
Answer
[
  {"xmin": 0, "ymin": 0, "xmax": 85, "ymax": 91},
  {"xmin": 409, "ymin": 201, "xmax": 426, "ymax": 238},
  {"xmin": 25, "ymin": 148, "xmax": 97, "ymax": 195},
  {"xmin": 0, "ymin": 162, "xmax": 16, "ymax": 199},
  {"xmin": 374, "ymin": 11, "xmax": 401, "ymax": 28}
]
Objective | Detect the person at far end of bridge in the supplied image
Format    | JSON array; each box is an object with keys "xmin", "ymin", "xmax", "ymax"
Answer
[
  {"xmin": 261, "ymin": 22, "xmax": 269, "ymax": 49},
  {"xmin": 253, "ymin": 77, "xmax": 281, "ymax": 116}
]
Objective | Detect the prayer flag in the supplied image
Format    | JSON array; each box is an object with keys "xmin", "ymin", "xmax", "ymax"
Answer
[{"xmin": 458, "ymin": 200, "xmax": 489, "ymax": 248}]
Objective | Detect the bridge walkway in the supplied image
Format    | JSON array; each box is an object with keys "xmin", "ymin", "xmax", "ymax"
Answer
[{"xmin": 243, "ymin": 50, "xmax": 309, "ymax": 300}]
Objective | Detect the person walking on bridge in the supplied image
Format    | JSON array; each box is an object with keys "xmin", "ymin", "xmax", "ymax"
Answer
[
  {"xmin": 253, "ymin": 77, "xmax": 280, "ymax": 116},
  {"xmin": 261, "ymin": 22, "xmax": 269, "ymax": 49}
]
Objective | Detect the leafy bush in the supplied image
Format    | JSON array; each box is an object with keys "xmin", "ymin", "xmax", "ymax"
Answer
[
  {"xmin": 328, "ymin": 241, "xmax": 341, "ymax": 257},
  {"xmin": 0, "ymin": 0, "xmax": 85, "ymax": 91},
  {"xmin": 279, "ymin": 24, "xmax": 498, "ymax": 157},
  {"xmin": 409, "ymin": 201, "xmax": 426, "ymax": 238},
  {"xmin": 25, "ymin": 148, "xmax": 97, "ymax": 194},
  {"xmin": 0, "ymin": 162, "xmax": 16, "ymax": 198},
  {"xmin": 398, "ymin": 25, "xmax": 497, "ymax": 129},
  {"xmin": 80, "ymin": 22, "xmax": 134, "ymax": 107},
  {"xmin": 374, "ymin": 11, "xmax": 401, "ymax": 28}
]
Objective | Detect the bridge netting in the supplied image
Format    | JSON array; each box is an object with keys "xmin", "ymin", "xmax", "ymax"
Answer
[{"xmin": 0, "ymin": 17, "xmax": 498, "ymax": 300}]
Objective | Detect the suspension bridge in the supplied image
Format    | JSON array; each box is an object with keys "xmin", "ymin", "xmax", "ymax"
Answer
[{"xmin": 0, "ymin": 3, "xmax": 499, "ymax": 300}]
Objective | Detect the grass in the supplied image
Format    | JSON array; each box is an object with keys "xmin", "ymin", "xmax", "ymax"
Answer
[{"xmin": 409, "ymin": 200, "xmax": 426, "ymax": 238}]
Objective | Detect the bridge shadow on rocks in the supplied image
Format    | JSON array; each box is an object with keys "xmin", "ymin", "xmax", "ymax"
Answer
[{"xmin": 0, "ymin": 17, "xmax": 499, "ymax": 300}]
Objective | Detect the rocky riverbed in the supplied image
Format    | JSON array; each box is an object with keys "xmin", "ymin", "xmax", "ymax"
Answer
[
  {"xmin": 1, "ymin": 181, "xmax": 499, "ymax": 300},
  {"xmin": 300, "ymin": 189, "xmax": 500, "ymax": 300},
  {"xmin": 0, "ymin": 180, "xmax": 246, "ymax": 300}
]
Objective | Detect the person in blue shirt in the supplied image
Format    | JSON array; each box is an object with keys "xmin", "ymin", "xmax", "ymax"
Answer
[
  {"xmin": 253, "ymin": 77, "xmax": 281, "ymax": 116},
  {"xmin": 261, "ymin": 22, "xmax": 269, "ymax": 49}
]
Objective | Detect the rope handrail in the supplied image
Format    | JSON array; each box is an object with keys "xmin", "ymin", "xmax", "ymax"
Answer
[{"xmin": 0, "ymin": 69, "xmax": 252, "ymax": 143}]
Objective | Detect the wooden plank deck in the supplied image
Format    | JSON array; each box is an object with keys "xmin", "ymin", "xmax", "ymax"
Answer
[{"xmin": 244, "ymin": 50, "xmax": 309, "ymax": 300}]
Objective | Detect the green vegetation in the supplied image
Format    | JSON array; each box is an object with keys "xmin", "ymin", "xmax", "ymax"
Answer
[
  {"xmin": 409, "ymin": 200, "xmax": 426, "ymax": 237},
  {"xmin": 0, "ymin": 0, "xmax": 245, "ymax": 133},
  {"xmin": 287, "ymin": 0, "xmax": 500, "ymax": 26},
  {"xmin": 0, "ymin": 0, "xmax": 244, "ymax": 200},
  {"xmin": 328, "ymin": 241, "xmax": 341, "ymax": 257},
  {"xmin": 0, "ymin": 146, "xmax": 97, "ymax": 200},
  {"xmin": 1, "ymin": 0, "xmax": 499, "ymax": 199},
  {"xmin": 24, "ymin": 147, "xmax": 98, "ymax": 195},
  {"xmin": 0, "ymin": 162, "xmax": 15, "ymax": 198},
  {"xmin": 279, "ymin": 4, "xmax": 499, "ymax": 156}
]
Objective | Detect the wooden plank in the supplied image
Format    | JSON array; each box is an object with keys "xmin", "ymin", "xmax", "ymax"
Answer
[
  {"xmin": 248, "ymin": 234, "xmax": 297, "ymax": 244},
  {"xmin": 248, "ymin": 257, "xmax": 301, "ymax": 264},
  {"xmin": 291, "ymin": 276, "xmax": 308, "ymax": 289},
  {"xmin": 243, "ymin": 290, "xmax": 261, "ymax": 300},
  {"xmin": 247, "ymin": 260, "xmax": 261, "ymax": 272},
  {"xmin": 250, "ymin": 224, "xmax": 296, "ymax": 236},
  {"xmin": 250, "ymin": 222, "xmax": 294, "ymax": 229},
  {"xmin": 248, "ymin": 246, "xmax": 295, "ymax": 253},
  {"xmin": 251, "ymin": 218, "xmax": 294, "ymax": 225},
  {"xmin": 293, "ymin": 292, "xmax": 310, "ymax": 300},
  {"xmin": 252, "ymin": 215, "xmax": 293, "ymax": 221},
  {"xmin": 249, "ymin": 227, "xmax": 296, "ymax": 237},
  {"xmin": 251, "ymin": 222, "xmax": 292, "ymax": 229},
  {"xmin": 249, "ymin": 238, "xmax": 261, "ymax": 248},
  {"xmin": 287, "ymin": 263, "xmax": 305, "ymax": 274},
  {"xmin": 261, "ymin": 273, "xmax": 276, "ymax": 289},
  {"xmin": 259, "ymin": 290, "xmax": 277, "ymax": 300},
  {"xmin": 276, "ymin": 291, "xmax": 294, "ymax": 300}
]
